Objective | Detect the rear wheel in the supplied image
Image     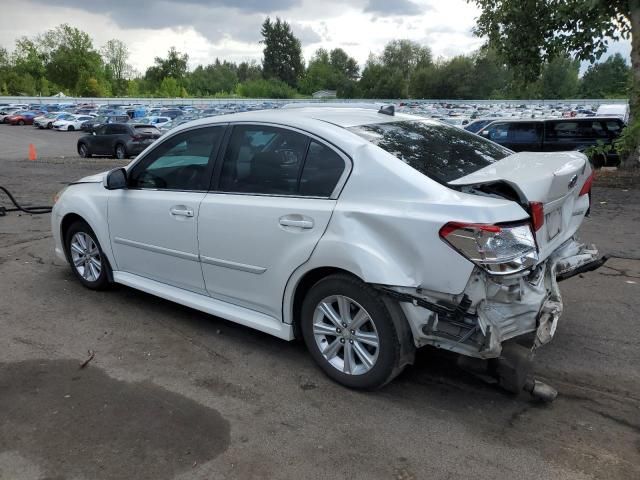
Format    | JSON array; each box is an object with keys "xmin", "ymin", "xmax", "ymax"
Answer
[
  {"xmin": 68, "ymin": 125, "xmax": 75, "ymax": 131},
  {"xmin": 78, "ymin": 143, "xmax": 91, "ymax": 158},
  {"xmin": 301, "ymin": 274, "xmax": 408, "ymax": 389},
  {"xmin": 18, "ymin": 120, "xmax": 25, "ymax": 126},
  {"xmin": 115, "ymin": 143, "xmax": 127, "ymax": 159},
  {"xmin": 64, "ymin": 220, "xmax": 111, "ymax": 290},
  {"xmin": 47, "ymin": 122, "xmax": 53, "ymax": 129}
]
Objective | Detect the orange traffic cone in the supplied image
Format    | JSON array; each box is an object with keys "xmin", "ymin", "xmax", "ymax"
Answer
[{"xmin": 28, "ymin": 144, "xmax": 37, "ymax": 161}]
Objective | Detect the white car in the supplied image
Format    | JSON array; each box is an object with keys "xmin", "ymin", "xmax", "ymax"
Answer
[
  {"xmin": 51, "ymin": 106, "xmax": 603, "ymax": 393},
  {"xmin": 53, "ymin": 114, "xmax": 94, "ymax": 131},
  {"xmin": 33, "ymin": 112, "xmax": 66, "ymax": 129},
  {"xmin": 133, "ymin": 116, "xmax": 172, "ymax": 128}
]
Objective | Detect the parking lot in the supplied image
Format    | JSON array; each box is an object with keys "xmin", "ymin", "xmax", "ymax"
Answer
[{"xmin": 1, "ymin": 124, "xmax": 639, "ymax": 480}]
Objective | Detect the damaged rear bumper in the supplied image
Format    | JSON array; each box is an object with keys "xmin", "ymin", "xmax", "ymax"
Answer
[{"xmin": 382, "ymin": 238, "xmax": 605, "ymax": 359}]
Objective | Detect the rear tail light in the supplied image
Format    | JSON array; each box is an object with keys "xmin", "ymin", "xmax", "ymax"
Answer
[
  {"xmin": 579, "ymin": 171, "xmax": 594, "ymax": 196},
  {"xmin": 439, "ymin": 221, "xmax": 538, "ymax": 275},
  {"xmin": 131, "ymin": 135, "xmax": 142, "ymax": 141},
  {"xmin": 529, "ymin": 202, "xmax": 544, "ymax": 232}
]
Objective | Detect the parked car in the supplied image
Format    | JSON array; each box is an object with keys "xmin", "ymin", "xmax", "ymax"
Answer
[
  {"xmin": 478, "ymin": 117, "xmax": 625, "ymax": 166},
  {"xmin": 34, "ymin": 112, "xmax": 66, "ymax": 129},
  {"xmin": 6, "ymin": 111, "xmax": 40, "ymax": 125},
  {"xmin": 464, "ymin": 117, "xmax": 504, "ymax": 134},
  {"xmin": 81, "ymin": 114, "xmax": 130, "ymax": 132},
  {"xmin": 0, "ymin": 108, "xmax": 22, "ymax": 123},
  {"xmin": 52, "ymin": 107, "xmax": 603, "ymax": 393},
  {"xmin": 77, "ymin": 123, "xmax": 162, "ymax": 159},
  {"xmin": 596, "ymin": 104, "xmax": 629, "ymax": 124},
  {"xmin": 132, "ymin": 116, "xmax": 172, "ymax": 128},
  {"xmin": 53, "ymin": 115, "xmax": 95, "ymax": 131}
]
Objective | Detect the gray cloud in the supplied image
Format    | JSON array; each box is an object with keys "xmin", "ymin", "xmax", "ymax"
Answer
[
  {"xmin": 27, "ymin": 0, "xmax": 302, "ymax": 44},
  {"xmin": 363, "ymin": 0, "xmax": 423, "ymax": 16}
]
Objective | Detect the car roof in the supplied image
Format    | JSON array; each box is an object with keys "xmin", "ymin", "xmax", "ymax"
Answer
[
  {"xmin": 486, "ymin": 116, "xmax": 624, "ymax": 124},
  {"xmin": 181, "ymin": 107, "xmax": 422, "ymax": 129}
]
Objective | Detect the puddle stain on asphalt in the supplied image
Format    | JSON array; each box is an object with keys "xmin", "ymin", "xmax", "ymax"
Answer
[{"xmin": 0, "ymin": 359, "xmax": 230, "ymax": 480}]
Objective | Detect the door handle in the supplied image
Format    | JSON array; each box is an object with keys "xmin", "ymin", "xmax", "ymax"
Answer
[
  {"xmin": 279, "ymin": 215, "xmax": 314, "ymax": 229},
  {"xmin": 170, "ymin": 206, "xmax": 194, "ymax": 217}
]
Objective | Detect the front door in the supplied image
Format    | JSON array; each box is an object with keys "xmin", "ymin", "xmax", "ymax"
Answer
[
  {"xmin": 108, "ymin": 125, "xmax": 225, "ymax": 294},
  {"xmin": 198, "ymin": 124, "xmax": 348, "ymax": 318}
]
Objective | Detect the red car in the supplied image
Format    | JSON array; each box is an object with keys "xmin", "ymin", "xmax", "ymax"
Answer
[{"xmin": 6, "ymin": 111, "xmax": 41, "ymax": 125}]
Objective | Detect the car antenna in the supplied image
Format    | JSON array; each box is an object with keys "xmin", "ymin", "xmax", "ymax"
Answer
[{"xmin": 378, "ymin": 105, "xmax": 395, "ymax": 116}]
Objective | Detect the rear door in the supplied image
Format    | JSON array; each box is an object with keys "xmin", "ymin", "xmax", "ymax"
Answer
[{"xmin": 197, "ymin": 124, "xmax": 349, "ymax": 319}]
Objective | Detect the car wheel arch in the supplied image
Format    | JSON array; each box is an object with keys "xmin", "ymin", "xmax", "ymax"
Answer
[
  {"xmin": 60, "ymin": 212, "xmax": 114, "ymax": 281},
  {"xmin": 288, "ymin": 266, "xmax": 361, "ymax": 338}
]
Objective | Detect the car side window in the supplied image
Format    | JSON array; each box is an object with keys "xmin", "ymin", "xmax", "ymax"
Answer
[
  {"xmin": 509, "ymin": 123, "xmax": 541, "ymax": 143},
  {"xmin": 218, "ymin": 125, "xmax": 310, "ymax": 195},
  {"xmin": 605, "ymin": 121, "xmax": 622, "ymax": 135},
  {"xmin": 94, "ymin": 125, "xmax": 107, "ymax": 135},
  {"xmin": 299, "ymin": 141, "xmax": 345, "ymax": 197},
  {"xmin": 486, "ymin": 123, "xmax": 509, "ymax": 141},
  {"xmin": 129, "ymin": 126, "xmax": 224, "ymax": 191}
]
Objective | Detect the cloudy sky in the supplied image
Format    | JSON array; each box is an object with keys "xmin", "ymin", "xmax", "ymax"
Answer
[{"xmin": 0, "ymin": 0, "xmax": 631, "ymax": 74}]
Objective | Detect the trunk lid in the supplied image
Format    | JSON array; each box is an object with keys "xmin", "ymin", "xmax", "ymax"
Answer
[{"xmin": 449, "ymin": 151, "xmax": 592, "ymax": 261}]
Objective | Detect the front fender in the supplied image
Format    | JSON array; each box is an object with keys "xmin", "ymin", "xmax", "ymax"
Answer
[{"xmin": 52, "ymin": 183, "xmax": 114, "ymax": 268}]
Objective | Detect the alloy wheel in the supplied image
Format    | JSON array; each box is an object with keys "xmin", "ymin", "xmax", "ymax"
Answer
[
  {"xmin": 313, "ymin": 295, "xmax": 380, "ymax": 375},
  {"xmin": 116, "ymin": 145, "xmax": 126, "ymax": 159},
  {"xmin": 70, "ymin": 232, "xmax": 102, "ymax": 282}
]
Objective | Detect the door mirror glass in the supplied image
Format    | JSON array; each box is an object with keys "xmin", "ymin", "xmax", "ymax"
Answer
[{"xmin": 104, "ymin": 168, "xmax": 127, "ymax": 190}]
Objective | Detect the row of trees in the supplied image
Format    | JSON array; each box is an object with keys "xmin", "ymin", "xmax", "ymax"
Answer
[{"xmin": 0, "ymin": 21, "xmax": 633, "ymax": 101}]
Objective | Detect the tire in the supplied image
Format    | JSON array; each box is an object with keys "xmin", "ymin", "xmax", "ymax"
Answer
[
  {"xmin": 64, "ymin": 220, "xmax": 112, "ymax": 290},
  {"xmin": 115, "ymin": 143, "xmax": 127, "ymax": 159},
  {"xmin": 18, "ymin": 120, "xmax": 25, "ymax": 126},
  {"xmin": 78, "ymin": 143, "xmax": 91, "ymax": 158},
  {"xmin": 301, "ymin": 274, "xmax": 408, "ymax": 389},
  {"xmin": 68, "ymin": 125, "xmax": 75, "ymax": 131},
  {"xmin": 47, "ymin": 122, "xmax": 53, "ymax": 129},
  {"xmin": 591, "ymin": 152, "xmax": 605, "ymax": 169}
]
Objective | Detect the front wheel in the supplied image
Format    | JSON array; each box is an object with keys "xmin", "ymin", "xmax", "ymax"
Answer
[
  {"xmin": 18, "ymin": 120, "xmax": 25, "ymax": 126},
  {"xmin": 64, "ymin": 221, "xmax": 112, "ymax": 290},
  {"xmin": 115, "ymin": 143, "xmax": 127, "ymax": 159},
  {"xmin": 68, "ymin": 125, "xmax": 75, "ymax": 131},
  {"xmin": 47, "ymin": 122, "xmax": 53, "ymax": 129},
  {"xmin": 301, "ymin": 274, "xmax": 408, "ymax": 389},
  {"xmin": 78, "ymin": 143, "xmax": 91, "ymax": 158}
]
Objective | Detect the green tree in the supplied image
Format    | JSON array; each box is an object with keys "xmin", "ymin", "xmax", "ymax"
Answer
[
  {"xmin": 260, "ymin": 17, "xmax": 304, "ymax": 88},
  {"xmin": 469, "ymin": 0, "xmax": 639, "ymax": 167},
  {"xmin": 156, "ymin": 77, "xmax": 182, "ymax": 97},
  {"xmin": 101, "ymin": 39, "xmax": 131, "ymax": 95},
  {"xmin": 581, "ymin": 53, "xmax": 632, "ymax": 98},
  {"xmin": 145, "ymin": 47, "xmax": 189, "ymax": 92},
  {"xmin": 40, "ymin": 24, "xmax": 103, "ymax": 94},
  {"xmin": 537, "ymin": 55, "xmax": 580, "ymax": 99},
  {"xmin": 237, "ymin": 60, "xmax": 262, "ymax": 82},
  {"xmin": 329, "ymin": 48, "xmax": 359, "ymax": 80}
]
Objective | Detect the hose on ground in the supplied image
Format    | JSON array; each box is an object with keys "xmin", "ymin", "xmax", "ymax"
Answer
[{"xmin": 0, "ymin": 185, "xmax": 53, "ymax": 215}]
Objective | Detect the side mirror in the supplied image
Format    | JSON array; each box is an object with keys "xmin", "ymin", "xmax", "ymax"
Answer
[{"xmin": 104, "ymin": 168, "xmax": 127, "ymax": 190}]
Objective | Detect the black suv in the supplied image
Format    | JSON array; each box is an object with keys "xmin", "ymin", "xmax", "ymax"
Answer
[
  {"xmin": 77, "ymin": 123, "xmax": 161, "ymax": 159},
  {"xmin": 479, "ymin": 117, "xmax": 625, "ymax": 167}
]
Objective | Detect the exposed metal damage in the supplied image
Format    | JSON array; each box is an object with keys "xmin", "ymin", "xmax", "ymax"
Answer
[{"xmin": 379, "ymin": 237, "xmax": 606, "ymax": 399}]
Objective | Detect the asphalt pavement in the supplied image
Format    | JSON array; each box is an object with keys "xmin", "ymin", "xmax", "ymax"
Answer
[{"xmin": 1, "ymin": 125, "xmax": 639, "ymax": 480}]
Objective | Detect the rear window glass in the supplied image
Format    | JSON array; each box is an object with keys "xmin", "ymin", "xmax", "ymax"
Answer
[{"xmin": 348, "ymin": 120, "xmax": 511, "ymax": 184}]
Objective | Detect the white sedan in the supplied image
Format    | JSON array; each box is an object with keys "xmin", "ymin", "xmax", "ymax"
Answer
[
  {"xmin": 51, "ymin": 106, "xmax": 603, "ymax": 393},
  {"xmin": 53, "ymin": 114, "xmax": 94, "ymax": 131}
]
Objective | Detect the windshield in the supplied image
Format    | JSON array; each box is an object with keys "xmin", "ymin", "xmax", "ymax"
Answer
[{"xmin": 348, "ymin": 120, "xmax": 512, "ymax": 184}]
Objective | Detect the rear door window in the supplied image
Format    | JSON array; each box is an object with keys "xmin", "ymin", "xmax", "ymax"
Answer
[
  {"xmin": 299, "ymin": 141, "xmax": 345, "ymax": 197},
  {"xmin": 349, "ymin": 120, "xmax": 511, "ymax": 184},
  {"xmin": 218, "ymin": 125, "xmax": 310, "ymax": 195}
]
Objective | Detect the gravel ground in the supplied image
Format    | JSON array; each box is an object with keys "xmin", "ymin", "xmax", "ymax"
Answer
[{"xmin": 1, "ymin": 127, "xmax": 639, "ymax": 480}]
